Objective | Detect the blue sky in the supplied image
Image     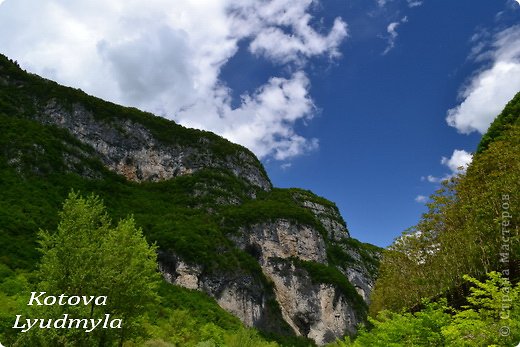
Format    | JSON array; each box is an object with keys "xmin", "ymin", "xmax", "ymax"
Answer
[
  {"xmin": 1, "ymin": 0, "xmax": 519, "ymax": 247},
  {"xmin": 263, "ymin": 0, "xmax": 520, "ymax": 246},
  {"xmin": 224, "ymin": 0, "xmax": 520, "ymax": 246}
]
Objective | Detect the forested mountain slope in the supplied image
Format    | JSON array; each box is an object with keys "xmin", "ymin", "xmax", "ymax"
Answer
[
  {"xmin": 371, "ymin": 92, "xmax": 519, "ymax": 314},
  {"xmin": 0, "ymin": 54, "xmax": 381, "ymax": 346}
]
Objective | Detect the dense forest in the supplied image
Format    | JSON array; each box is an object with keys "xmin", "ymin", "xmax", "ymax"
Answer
[
  {"xmin": 343, "ymin": 93, "xmax": 520, "ymax": 346},
  {"xmin": 0, "ymin": 52, "xmax": 519, "ymax": 346}
]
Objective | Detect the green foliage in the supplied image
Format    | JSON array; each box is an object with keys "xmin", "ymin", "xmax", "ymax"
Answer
[
  {"xmin": 155, "ymin": 282, "xmax": 241, "ymax": 332},
  {"xmin": 326, "ymin": 244, "xmax": 356, "ymax": 267},
  {"xmin": 224, "ymin": 328, "xmax": 279, "ymax": 347},
  {"xmin": 331, "ymin": 272, "xmax": 520, "ymax": 347},
  {"xmin": 0, "ymin": 270, "xmax": 33, "ymax": 345},
  {"xmin": 371, "ymin": 121, "xmax": 520, "ymax": 314},
  {"xmin": 18, "ymin": 192, "xmax": 160, "ymax": 346},
  {"xmin": 477, "ymin": 91, "xmax": 520, "ymax": 153},
  {"xmin": 439, "ymin": 272, "xmax": 520, "ymax": 347},
  {"xmin": 343, "ymin": 301, "xmax": 451, "ymax": 347},
  {"xmin": 222, "ymin": 188, "xmax": 329, "ymax": 238},
  {"xmin": 0, "ymin": 269, "xmax": 280, "ymax": 347},
  {"xmin": 0, "ymin": 193, "xmax": 281, "ymax": 346}
]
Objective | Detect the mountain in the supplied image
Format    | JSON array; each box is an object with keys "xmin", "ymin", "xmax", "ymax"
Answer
[{"xmin": 0, "ymin": 54, "xmax": 381, "ymax": 345}]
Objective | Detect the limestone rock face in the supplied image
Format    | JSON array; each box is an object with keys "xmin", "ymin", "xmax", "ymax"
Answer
[
  {"xmin": 37, "ymin": 100, "xmax": 271, "ymax": 190},
  {"xmin": 263, "ymin": 258, "xmax": 358, "ymax": 345},
  {"xmin": 232, "ymin": 220, "xmax": 327, "ymax": 264},
  {"xmin": 158, "ymin": 252, "xmax": 276, "ymax": 332},
  {"xmin": 292, "ymin": 193, "xmax": 350, "ymax": 241},
  {"xmin": 345, "ymin": 267, "xmax": 373, "ymax": 303},
  {"xmin": 159, "ymin": 219, "xmax": 379, "ymax": 345}
]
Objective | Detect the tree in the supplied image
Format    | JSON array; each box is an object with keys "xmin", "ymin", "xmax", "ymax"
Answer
[
  {"xmin": 370, "ymin": 124, "xmax": 519, "ymax": 314},
  {"xmin": 334, "ymin": 273, "xmax": 520, "ymax": 347},
  {"xmin": 23, "ymin": 191, "xmax": 160, "ymax": 346}
]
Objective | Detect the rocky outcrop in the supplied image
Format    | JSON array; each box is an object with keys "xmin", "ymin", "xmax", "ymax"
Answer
[
  {"xmin": 265, "ymin": 258, "xmax": 358, "ymax": 345},
  {"xmin": 35, "ymin": 99, "xmax": 271, "ymax": 190},
  {"xmin": 159, "ymin": 219, "xmax": 378, "ymax": 345},
  {"xmin": 293, "ymin": 193, "xmax": 350, "ymax": 241},
  {"xmin": 336, "ymin": 241, "xmax": 380, "ymax": 306},
  {"xmin": 157, "ymin": 252, "xmax": 284, "ymax": 333},
  {"xmin": 344, "ymin": 266, "xmax": 373, "ymax": 303},
  {"xmin": 231, "ymin": 220, "xmax": 327, "ymax": 264},
  {"xmin": 231, "ymin": 220, "xmax": 366, "ymax": 344}
]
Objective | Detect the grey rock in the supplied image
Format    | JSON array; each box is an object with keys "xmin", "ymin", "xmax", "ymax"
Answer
[
  {"xmin": 298, "ymin": 199, "xmax": 350, "ymax": 241},
  {"xmin": 231, "ymin": 219, "xmax": 328, "ymax": 264},
  {"xmin": 36, "ymin": 100, "xmax": 271, "ymax": 190}
]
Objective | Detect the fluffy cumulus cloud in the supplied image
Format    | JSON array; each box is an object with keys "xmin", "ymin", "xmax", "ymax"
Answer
[
  {"xmin": 422, "ymin": 149, "xmax": 473, "ymax": 183},
  {"xmin": 0, "ymin": 0, "xmax": 347, "ymax": 160},
  {"xmin": 446, "ymin": 25, "xmax": 520, "ymax": 134},
  {"xmin": 440, "ymin": 149, "xmax": 473, "ymax": 174},
  {"xmin": 232, "ymin": 0, "xmax": 347, "ymax": 65}
]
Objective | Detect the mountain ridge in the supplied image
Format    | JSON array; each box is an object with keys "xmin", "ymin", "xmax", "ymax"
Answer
[{"xmin": 0, "ymin": 54, "xmax": 381, "ymax": 345}]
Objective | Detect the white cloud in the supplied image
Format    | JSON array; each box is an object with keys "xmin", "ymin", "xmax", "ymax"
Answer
[
  {"xmin": 383, "ymin": 16, "xmax": 407, "ymax": 55},
  {"xmin": 421, "ymin": 175, "xmax": 441, "ymax": 183},
  {"xmin": 210, "ymin": 71, "xmax": 319, "ymax": 161},
  {"xmin": 0, "ymin": 0, "xmax": 347, "ymax": 161},
  {"xmin": 440, "ymin": 149, "xmax": 473, "ymax": 174},
  {"xmin": 407, "ymin": 0, "xmax": 423, "ymax": 8},
  {"xmin": 377, "ymin": 0, "xmax": 423, "ymax": 8},
  {"xmin": 446, "ymin": 25, "xmax": 520, "ymax": 134},
  {"xmin": 423, "ymin": 149, "xmax": 473, "ymax": 184},
  {"xmin": 415, "ymin": 195, "xmax": 428, "ymax": 203},
  {"xmin": 280, "ymin": 162, "xmax": 292, "ymax": 170},
  {"xmin": 233, "ymin": 1, "xmax": 347, "ymax": 65}
]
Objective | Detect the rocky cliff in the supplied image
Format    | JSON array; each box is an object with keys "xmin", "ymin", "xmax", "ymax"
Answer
[
  {"xmin": 158, "ymin": 192, "xmax": 380, "ymax": 344},
  {"xmin": 36, "ymin": 99, "xmax": 271, "ymax": 190},
  {"xmin": 0, "ymin": 54, "xmax": 381, "ymax": 345}
]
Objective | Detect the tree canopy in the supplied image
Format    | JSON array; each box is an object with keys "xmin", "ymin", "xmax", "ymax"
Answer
[
  {"xmin": 332, "ymin": 272, "xmax": 520, "ymax": 347},
  {"xmin": 370, "ymin": 122, "xmax": 519, "ymax": 314},
  {"xmin": 25, "ymin": 191, "xmax": 160, "ymax": 346}
]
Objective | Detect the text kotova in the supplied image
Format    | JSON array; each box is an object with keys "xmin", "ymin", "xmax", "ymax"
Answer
[{"xmin": 13, "ymin": 292, "xmax": 122, "ymax": 333}]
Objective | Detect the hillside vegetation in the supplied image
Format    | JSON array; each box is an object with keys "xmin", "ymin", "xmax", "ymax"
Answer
[
  {"xmin": 0, "ymin": 54, "xmax": 380, "ymax": 346},
  {"xmin": 353, "ymin": 93, "xmax": 520, "ymax": 346}
]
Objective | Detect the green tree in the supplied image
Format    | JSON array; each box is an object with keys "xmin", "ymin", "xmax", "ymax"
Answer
[
  {"xmin": 22, "ymin": 191, "xmax": 160, "ymax": 346},
  {"xmin": 442, "ymin": 272, "xmax": 520, "ymax": 346},
  {"xmin": 371, "ymin": 123, "xmax": 519, "ymax": 314},
  {"xmin": 333, "ymin": 300, "xmax": 451, "ymax": 347},
  {"xmin": 333, "ymin": 273, "xmax": 520, "ymax": 347}
]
